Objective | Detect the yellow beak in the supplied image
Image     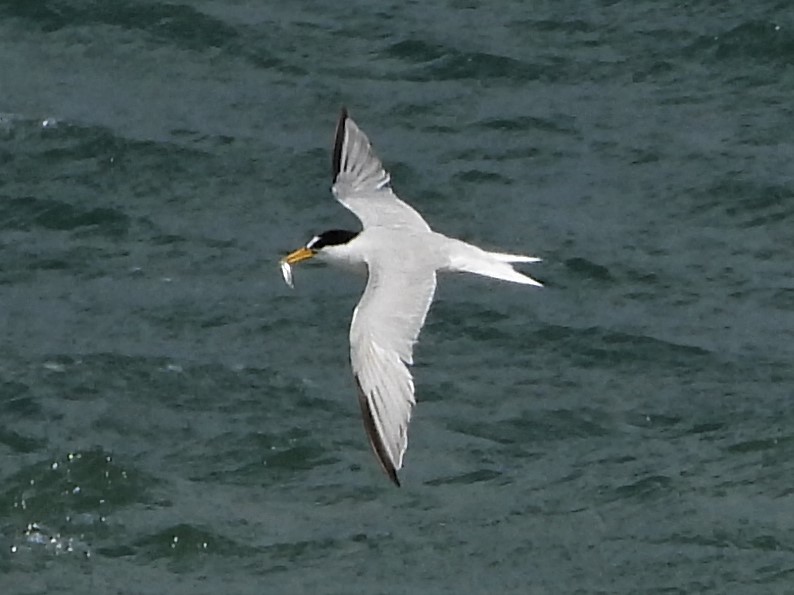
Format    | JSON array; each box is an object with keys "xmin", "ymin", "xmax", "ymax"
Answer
[{"xmin": 282, "ymin": 246, "xmax": 315, "ymax": 265}]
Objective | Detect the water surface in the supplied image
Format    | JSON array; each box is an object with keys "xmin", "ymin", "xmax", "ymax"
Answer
[{"xmin": 1, "ymin": 1, "xmax": 793, "ymax": 593}]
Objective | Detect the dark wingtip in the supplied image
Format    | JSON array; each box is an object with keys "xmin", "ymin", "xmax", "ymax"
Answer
[
  {"xmin": 354, "ymin": 375, "xmax": 401, "ymax": 487},
  {"xmin": 332, "ymin": 107, "xmax": 349, "ymax": 182}
]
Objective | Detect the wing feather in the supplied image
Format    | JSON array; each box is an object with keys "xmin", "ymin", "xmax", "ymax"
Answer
[
  {"xmin": 350, "ymin": 258, "xmax": 436, "ymax": 485},
  {"xmin": 332, "ymin": 108, "xmax": 431, "ymax": 231},
  {"xmin": 355, "ymin": 376, "xmax": 400, "ymax": 486}
]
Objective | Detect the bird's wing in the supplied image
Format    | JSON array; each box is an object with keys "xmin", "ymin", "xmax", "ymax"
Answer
[
  {"xmin": 331, "ymin": 108, "xmax": 431, "ymax": 232},
  {"xmin": 349, "ymin": 255, "xmax": 437, "ymax": 485}
]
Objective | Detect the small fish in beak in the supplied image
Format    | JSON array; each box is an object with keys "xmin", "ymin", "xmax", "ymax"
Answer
[{"xmin": 280, "ymin": 259, "xmax": 294, "ymax": 289}]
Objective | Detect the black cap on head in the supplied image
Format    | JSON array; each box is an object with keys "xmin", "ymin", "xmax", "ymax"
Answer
[{"xmin": 306, "ymin": 229, "xmax": 358, "ymax": 250}]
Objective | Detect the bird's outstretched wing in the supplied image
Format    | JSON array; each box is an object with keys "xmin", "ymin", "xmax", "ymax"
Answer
[
  {"xmin": 332, "ymin": 108, "xmax": 431, "ymax": 232},
  {"xmin": 349, "ymin": 256, "xmax": 437, "ymax": 485}
]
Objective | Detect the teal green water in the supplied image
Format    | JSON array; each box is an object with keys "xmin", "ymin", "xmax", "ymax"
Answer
[{"xmin": 2, "ymin": 1, "xmax": 793, "ymax": 593}]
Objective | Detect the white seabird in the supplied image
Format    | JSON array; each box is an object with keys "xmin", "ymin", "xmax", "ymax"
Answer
[{"xmin": 281, "ymin": 108, "xmax": 542, "ymax": 485}]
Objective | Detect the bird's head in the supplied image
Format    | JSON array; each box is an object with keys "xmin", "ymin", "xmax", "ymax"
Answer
[
  {"xmin": 280, "ymin": 229, "xmax": 361, "ymax": 288},
  {"xmin": 282, "ymin": 229, "xmax": 359, "ymax": 266}
]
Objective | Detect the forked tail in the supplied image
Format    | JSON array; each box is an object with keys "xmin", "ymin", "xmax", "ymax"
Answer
[{"xmin": 445, "ymin": 240, "xmax": 543, "ymax": 287}]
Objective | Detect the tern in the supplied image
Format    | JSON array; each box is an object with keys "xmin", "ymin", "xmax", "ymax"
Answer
[{"xmin": 281, "ymin": 108, "xmax": 542, "ymax": 486}]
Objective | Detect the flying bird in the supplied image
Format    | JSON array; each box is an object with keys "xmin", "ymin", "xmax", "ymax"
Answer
[{"xmin": 280, "ymin": 108, "xmax": 542, "ymax": 485}]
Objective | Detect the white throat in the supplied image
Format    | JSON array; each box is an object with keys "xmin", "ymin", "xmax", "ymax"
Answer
[{"xmin": 316, "ymin": 242, "xmax": 368, "ymax": 275}]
